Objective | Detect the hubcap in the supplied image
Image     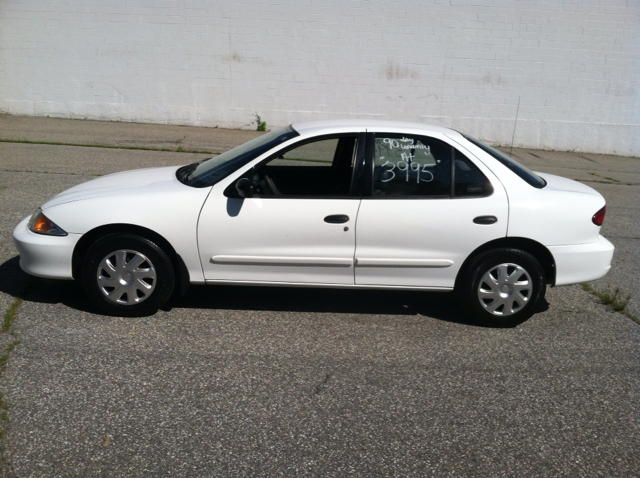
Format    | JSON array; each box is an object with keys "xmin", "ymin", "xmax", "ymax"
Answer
[
  {"xmin": 96, "ymin": 250, "xmax": 157, "ymax": 305},
  {"xmin": 477, "ymin": 263, "xmax": 532, "ymax": 316}
]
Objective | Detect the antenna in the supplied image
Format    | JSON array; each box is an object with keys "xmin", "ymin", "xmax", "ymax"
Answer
[{"xmin": 509, "ymin": 96, "xmax": 521, "ymax": 156}]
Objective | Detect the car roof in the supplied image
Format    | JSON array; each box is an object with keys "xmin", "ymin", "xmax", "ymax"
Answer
[{"xmin": 291, "ymin": 119, "xmax": 459, "ymax": 137}]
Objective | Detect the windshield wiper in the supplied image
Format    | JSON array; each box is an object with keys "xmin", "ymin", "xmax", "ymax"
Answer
[
  {"xmin": 176, "ymin": 162, "xmax": 198, "ymax": 184},
  {"xmin": 176, "ymin": 159, "xmax": 208, "ymax": 184}
]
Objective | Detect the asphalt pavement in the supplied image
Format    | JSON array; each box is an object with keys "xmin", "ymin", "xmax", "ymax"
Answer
[{"xmin": 0, "ymin": 115, "xmax": 639, "ymax": 477}]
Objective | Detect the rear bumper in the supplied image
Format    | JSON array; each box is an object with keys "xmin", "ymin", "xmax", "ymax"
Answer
[
  {"xmin": 549, "ymin": 235, "xmax": 614, "ymax": 286},
  {"xmin": 13, "ymin": 216, "xmax": 81, "ymax": 280}
]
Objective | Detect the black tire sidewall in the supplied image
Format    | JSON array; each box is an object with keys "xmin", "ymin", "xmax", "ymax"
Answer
[
  {"xmin": 463, "ymin": 248, "xmax": 546, "ymax": 327},
  {"xmin": 81, "ymin": 233, "xmax": 175, "ymax": 317}
]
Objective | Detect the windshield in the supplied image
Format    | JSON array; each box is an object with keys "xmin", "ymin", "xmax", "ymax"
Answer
[
  {"xmin": 463, "ymin": 135, "xmax": 546, "ymax": 189},
  {"xmin": 178, "ymin": 125, "xmax": 299, "ymax": 187}
]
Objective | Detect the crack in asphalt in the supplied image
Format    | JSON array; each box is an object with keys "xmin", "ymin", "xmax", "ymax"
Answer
[
  {"xmin": 0, "ymin": 138, "xmax": 219, "ymax": 155},
  {"xmin": 314, "ymin": 373, "xmax": 332, "ymax": 395}
]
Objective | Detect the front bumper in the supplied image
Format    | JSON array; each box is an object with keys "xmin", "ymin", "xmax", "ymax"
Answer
[
  {"xmin": 13, "ymin": 216, "xmax": 81, "ymax": 280},
  {"xmin": 549, "ymin": 235, "xmax": 615, "ymax": 286}
]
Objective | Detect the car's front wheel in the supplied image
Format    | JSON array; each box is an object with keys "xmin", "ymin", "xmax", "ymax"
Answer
[
  {"xmin": 81, "ymin": 233, "xmax": 175, "ymax": 317},
  {"xmin": 462, "ymin": 248, "xmax": 546, "ymax": 327}
]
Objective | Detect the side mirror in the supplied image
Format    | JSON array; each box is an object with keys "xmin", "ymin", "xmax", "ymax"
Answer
[{"xmin": 235, "ymin": 178, "xmax": 254, "ymax": 198}]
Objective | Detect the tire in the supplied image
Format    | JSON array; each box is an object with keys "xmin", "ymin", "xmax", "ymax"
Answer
[
  {"xmin": 462, "ymin": 248, "xmax": 546, "ymax": 327},
  {"xmin": 81, "ymin": 233, "xmax": 175, "ymax": 317}
]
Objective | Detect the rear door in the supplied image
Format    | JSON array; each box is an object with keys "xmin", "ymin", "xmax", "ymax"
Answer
[{"xmin": 354, "ymin": 132, "xmax": 508, "ymax": 288}]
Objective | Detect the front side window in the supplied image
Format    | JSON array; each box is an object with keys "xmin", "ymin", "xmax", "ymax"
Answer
[
  {"xmin": 247, "ymin": 135, "xmax": 359, "ymax": 197},
  {"xmin": 372, "ymin": 134, "xmax": 451, "ymax": 197}
]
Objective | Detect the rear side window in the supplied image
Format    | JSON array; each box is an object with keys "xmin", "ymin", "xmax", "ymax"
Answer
[
  {"xmin": 463, "ymin": 135, "xmax": 546, "ymax": 189},
  {"xmin": 370, "ymin": 133, "xmax": 492, "ymax": 198},
  {"xmin": 454, "ymin": 149, "xmax": 493, "ymax": 197},
  {"xmin": 372, "ymin": 134, "xmax": 451, "ymax": 197}
]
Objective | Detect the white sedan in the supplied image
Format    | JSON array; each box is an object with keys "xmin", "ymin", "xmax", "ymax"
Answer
[{"xmin": 13, "ymin": 120, "xmax": 614, "ymax": 326}]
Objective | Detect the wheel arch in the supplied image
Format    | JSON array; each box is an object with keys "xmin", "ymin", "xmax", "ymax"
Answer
[
  {"xmin": 454, "ymin": 237, "xmax": 556, "ymax": 290},
  {"xmin": 72, "ymin": 224, "xmax": 190, "ymax": 296}
]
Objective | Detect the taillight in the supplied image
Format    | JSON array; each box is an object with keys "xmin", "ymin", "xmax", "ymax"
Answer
[{"xmin": 592, "ymin": 206, "xmax": 606, "ymax": 226}]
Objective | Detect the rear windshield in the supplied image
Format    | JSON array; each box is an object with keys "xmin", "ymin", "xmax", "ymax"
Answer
[
  {"xmin": 463, "ymin": 135, "xmax": 546, "ymax": 189},
  {"xmin": 177, "ymin": 125, "xmax": 299, "ymax": 187}
]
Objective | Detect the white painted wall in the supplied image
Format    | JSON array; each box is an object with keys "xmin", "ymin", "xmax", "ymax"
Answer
[{"xmin": 1, "ymin": 0, "xmax": 638, "ymax": 155}]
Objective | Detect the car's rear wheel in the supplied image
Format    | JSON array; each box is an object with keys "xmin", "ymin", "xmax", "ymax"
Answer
[
  {"xmin": 81, "ymin": 233, "xmax": 175, "ymax": 317},
  {"xmin": 462, "ymin": 248, "xmax": 546, "ymax": 327}
]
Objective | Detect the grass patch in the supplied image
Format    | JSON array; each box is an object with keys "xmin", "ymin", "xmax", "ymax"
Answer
[
  {"xmin": 2, "ymin": 298, "xmax": 23, "ymax": 334},
  {"xmin": 0, "ymin": 340, "xmax": 20, "ymax": 372},
  {"xmin": 0, "ymin": 138, "xmax": 219, "ymax": 155},
  {"xmin": 0, "ymin": 278, "xmax": 35, "ymax": 454},
  {"xmin": 582, "ymin": 283, "xmax": 639, "ymax": 324},
  {"xmin": 254, "ymin": 113, "xmax": 267, "ymax": 132}
]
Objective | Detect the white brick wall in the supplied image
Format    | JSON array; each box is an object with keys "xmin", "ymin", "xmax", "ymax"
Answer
[{"xmin": 1, "ymin": 0, "xmax": 638, "ymax": 155}]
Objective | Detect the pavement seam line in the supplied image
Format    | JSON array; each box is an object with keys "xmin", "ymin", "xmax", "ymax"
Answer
[
  {"xmin": 0, "ymin": 168, "xmax": 101, "ymax": 177},
  {"xmin": 0, "ymin": 138, "xmax": 220, "ymax": 155},
  {"xmin": 578, "ymin": 179, "xmax": 640, "ymax": 186}
]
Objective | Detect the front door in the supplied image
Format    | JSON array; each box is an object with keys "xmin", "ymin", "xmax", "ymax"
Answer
[{"xmin": 198, "ymin": 134, "xmax": 364, "ymax": 285}]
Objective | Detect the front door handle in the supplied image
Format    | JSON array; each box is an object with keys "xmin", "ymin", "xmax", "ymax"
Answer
[
  {"xmin": 324, "ymin": 214, "xmax": 349, "ymax": 224},
  {"xmin": 473, "ymin": 215, "xmax": 498, "ymax": 225}
]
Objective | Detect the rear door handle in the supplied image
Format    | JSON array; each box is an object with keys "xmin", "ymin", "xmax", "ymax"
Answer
[
  {"xmin": 324, "ymin": 214, "xmax": 350, "ymax": 224},
  {"xmin": 473, "ymin": 215, "xmax": 498, "ymax": 225}
]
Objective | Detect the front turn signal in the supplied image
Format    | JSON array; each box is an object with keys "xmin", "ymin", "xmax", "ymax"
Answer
[{"xmin": 27, "ymin": 209, "xmax": 68, "ymax": 236}]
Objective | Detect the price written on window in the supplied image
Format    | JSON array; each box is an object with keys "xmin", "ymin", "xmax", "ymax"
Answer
[
  {"xmin": 376, "ymin": 137, "xmax": 439, "ymax": 183},
  {"xmin": 380, "ymin": 157, "xmax": 434, "ymax": 183}
]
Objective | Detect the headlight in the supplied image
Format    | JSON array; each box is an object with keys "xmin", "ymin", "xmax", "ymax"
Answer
[{"xmin": 27, "ymin": 208, "xmax": 68, "ymax": 236}]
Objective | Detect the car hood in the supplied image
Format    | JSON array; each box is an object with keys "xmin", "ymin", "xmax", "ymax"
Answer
[
  {"xmin": 537, "ymin": 172, "xmax": 601, "ymax": 196},
  {"xmin": 43, "ymin": 166, "xmax": 185, "ymax": 209}
]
